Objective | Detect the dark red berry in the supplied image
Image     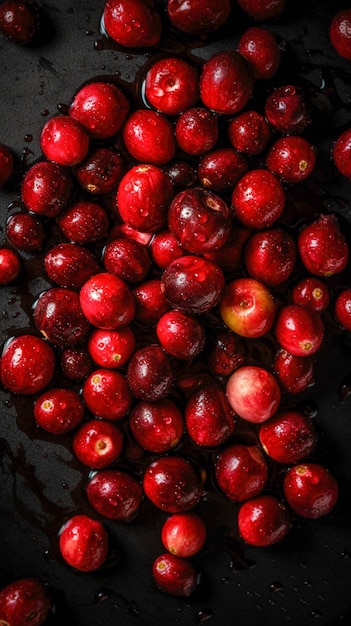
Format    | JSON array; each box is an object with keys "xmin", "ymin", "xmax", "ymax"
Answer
[
  {"xmin": 330, "ymin": 9, "xmax": 351, "ymax": 60},
  {"xmin": 103, "ymin": 237, "xmax": 151, "ymax": 284},
  {"xmin": 33, "ymin": 287, "xmax": 91, "ymax": 348},
  {"xmin": 59, "ymin": 347, "xmax": 93, "ymax": 382},
  {"xmin": 232, "ymin": 169, "xmax": 285, "ymax": 230},
  {"xmin": 123, "ymin": 109, "xmax": 175, "ymax": 164},
  {"xmin": 283, "ymin": 463, "xmax": 339, "ymax": 519},
  {"xmin": 44, "ymin": 243, "xmax": 100, "ymax": 289},
  {"xmin": 273, "ymin": 349, "xmax": 315, "ymax": 394},
  {"xmin": 127, "ymin": 344, "xmax": 173, "ymax": 401},
  {"xmin": 129, "ymin": 398, "xmax": 184, "ymax": 453},
  {"xmin": 207, "ymin": 329, "xmax": 245, "ymax": 377},
  {"xmin": 161, "ymin": 512, "xmax": 206, "ymax": 557},
  {"xmin": 333, "ymin": 128, "xmax": 351, "ymax": 179},
  {"xmin": 156, "ymin": 309, "xmax": 205, "ymax": 360},
  {"xmin": 266, "ymin": 135, "xmax": 316, "ymax": 183},
  {"xmin": 0, "ymin": 334, "xmax": 55, "ymax": 395},
  {"xmin": 34, "ymin": 387, "xmax": 85, "ymax": 435},
  {"xmin": 82, "ymin": 368, "xmax": 132, "ymax": 421},
  {"xmin": 133, "ymin": 278, "xmax": 170, "ymax": 324},
  {"xmin": 86, "ymin": 469, "xmax": 143, "ymax": 521},
  {"xmin": 334, "ymin": 288, "xmax": 351, "ymax": 330},
  {"xmin": 258, "ymin": 410, "xmax": 318, "ymax": 464},
  {"xmin": 235, "ymin": 0, "xmax": 285, "ymax": 20},
  {"xmin": 0, "ymin": 247, "xmax": 21, "ymax": 284},
  {"xmin": 69, "ymin": 81, "xmax": 129, "ymax": 139},
  {"xmin": 228, "ymin": 110, "xmax": 271, "ymax": 155},
  {"xmin": 198, "ymin": 147, "xmax": 249, "ymax": 192},
  {"xmin": 73, "ymin": 418, "xmax": 123, "ymax": 469},
  {"xmin": 291, "ymin": 277, "xmax": 330, "ymax": 312},
  {"xmin": 152, "ymin": 552, "xmax": 199, "ymax": 597},
  {"xmin": 215, "ymin": 443, "xmax": 268, "ymax": 501},
  {"xmin": 57, "ymin": 199, "xmax": 109, "ymax": 244},
  {"xmin": 143, "ymin": 455, "xmax": 203, "ymax": 512},
  {"xmin": 0, "ymin": 578, "xmax": 51, "ymax": 626},
  {"xmin": 87, "ymin": 326, "xmax": 136, "ymax": 369},
  {"xmin": 185, "ymin": 381, "xmax": 236, "ymax": 447},
  {"xmin": 21, "ymin": 161, "xmax": 72, "ymax": 217},
  {"xmin": 238, "ymin": 26, "xmax": 280, "ymax": 80},
  {"xmin": 275, "ymin": 304, "xmax": 324, "ymax": 357},
  {"xmin": 244, "ymin": 228, "xmax": 296, "ymax": 287},
  {"xmin": 167, "ymin": 0, "xmax": 231, "ymax": 35},
  {"xmin": 297, "ymin": 213, "xmax": 349, "ymax": 276},
  {"xmin": 264, "ymin": 85, "xmax": 311, "ymax": 135},
  {"xmin": 75, "ymin": 147, "xmax": 124, "ymax": 194},
  {"xmin": 102, "ymin": 0, "xmax": 162, "ymax": 48},
  {"xmin": 149, "ymin": 229, "xmax": 184, "ymax": 269},
  {"xmin": 200, "ymin": 50, "xmax": 253, "ymax": 115},
  {"xmin": 144, "ymin": 57, "xmax": 199, "ymax": 115},
  {"xmin": 59, "ymin": 514, "xmax": 108, "ymax": 571},
  {"xmin": 40, "ymin": 115, "xmax": 90, "ymax": 167},
  {"xmin": 0, "ymin": 142, "xmax": 14, "ymax": 186},
  {"xmin": 238, "ymin": 495, "xmax": 291, "ymax": 547},
  {"xmin": 79, "ymin": 272, "xmax": 135, "ymax": 330},
  {"xmin": 175, "ymin": 107, "xmax": 219, "ymax": 156},
  {"xmin": 6, "ymin": 212, "xmax": 44, "ymax": 251},
  {"xmin": 0, "ymin": 1, "xmax": 40, "ymax": 44}
]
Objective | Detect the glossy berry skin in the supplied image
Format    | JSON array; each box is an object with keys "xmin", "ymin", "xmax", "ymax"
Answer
[
  {"xmin": 161, "ymin": 512, "xmax": 206, "ymax": 557},
  {"xmin": 150, "ymin": 229, "xmax": 184, "ymax": 269},
  {"xmin": 6, "ymin": 212, "xmax": 44, "ymax": 252},
  {"xmin": 103, "ymin": 0, "xmax": 162, "ymax": 48},
  {"xmin": 0, "ymin": 334, "xmax": 55, "ymax": 395},
  {"xmin": 59, "ymin": 347, "xmax": 93, "ymax": 382},
  {"xmin": 103, "ymin": 237, "xmax": 151, "ymax": 284},
  {"xmin": 204, "ymin": 226, "xmax": 251, "ymax": 274},
  {"xmin": 129, "ymin": 398, "xmax": 184, "ymax": 453},
  {"xmin": 266, "ymin": 136, "xmax": 316, "ymax": 184},
  {"xmin": 0, "ymin": 247, "xmax": 21, "ymax": 284},
  {"xmin": 333, "ymin": 128, "xmax": 351, "ymax": 179},
  {"xmin": 226, "ymin": 365, "xmax": 281, "ymax": 424},
  {"xmin": 75, "ymin": 147, "xmax": 124, "ymax": 195},
  {"xmin": 167, "ymin": 0, "xmax": 231, "ymax": 35},
  {"xmin": 69, "ymin": 82, "xmax": 129, "ymax": 139},
  {"xmin": 259, "ymin": 411, "xmax": 317, "ymax": 464},
  {"xmin": 0, "ymin": 1, "xmax": 39, "ymax": 44},
  {"xmin": 207, "ymin": 330, "xmax": 245, "ymax": 377},
  {"xmin": 275, "ymin": 304, "xmax": 324, "ymax": 357},
  {"xmin": 244, "ymin": 228, "xmax": 296, "ymax": 287},
  {"xmin": 238, "ymin": 27, "xmax": 280, "ymax": 80},
  {"xmin": 82, "ymin": 368, "xmax": 133, "ymax": 421},
  {"xmin": 291, "ymin": 277, "xmax": 330, "ymax": 312},
  {"xmin": 283, "ymin": 463, "xmax": 339, "ymax": 519},
  {"xmin": 156, "ymin": 310, "xmax": 205, "ymax": 360},
  {"xmin": 164, "ymin": 160, "xmax": 197, "ymax": 189},
  {"xmin": 235, "ymin": 0, "xmax": 285, "ymax": 20},
  {"xmin": 86, "ymin": 469, "xmax": 143, "ymax": 521},
  {"xmin": 44, "ymin": 243, "xmax": 100, "ymax": 289},
  {"xmin": 21, "ymin": 161, "xmax": 72, "ymax": 217},
  {"xmin": 73, "ymin": 419, "xmax": 123, "ymax": 469},
  {"xmin": 334, "ymin": 288, "xmax": 351, "ymax": 330},
  {"xmin": 200, "ymin": 50, "xmax": 253, "ymax": 115},
  {"xmin": 33, "ymin": 287, "xmax": 91, "ymax": 348},
  {"xmin": 57, "ymin": 199, "xmax": 109, "ymax": 244},
  {"xmin": 79, "ymin": 272, "xmax": 135, "ymax": 330},
  {"xmin": 273, "ymin": 349, "xmax": 315, "ymax": 394},
  {"xmin": 87, "ymin": 326, "xmax": 136, "ymax": 369},
  {"xmin": 175, "ymin": 107, "xmax": 219, "ymax": 156},
  {"xmin": 0, "ymin": 142, "xmax": 13, "ymax": 186},
  {"xmin": 152, "ymin": 553, "xmax": 198, "ymax": 597},
  {"xmin": 40, "ymin": 115, "xmax": 90, "ymax": 167},
  {"xmin": 297, "ymin": 213, "xmax": 349, "ymax": 276},
  {"xmin": 238, "ymin": 495, "xmax": 291, "ymax": 547},
  {"xmin": 185, "ymin": 382, "xmax": 236, "ymax": 447},
  {"xmin": 161, "ymin": 255, "xmax": 225, "ymax": 314},
  {"xmin": 198, "ymin": 148, "xmax": 249, "ymax": 192},
  {"xmin": 215, "ymin": 444, "xmax": 268, "ymax": 502},
  {"xmin": 127, "ymin": 344, "xmax": 173, "ymax": 401},
  {"xmin": 330, "ymin": 9, "xmax": 351, "ymax": 60},
  {"xmin": 0, "ymin": 578, "xmax": 51, "ymax": 626},
  {"xmin": 59, "ymin": 514, "xmax": 108, "ymax": 572},
  {"xmin": 232, "ymin": 169, "xmax": 285, "ymax": 230},
  {"xmin": 228, "ymin": 110, "xmax": 271, "ymax": 156},
  {"xmin": 143, "ymin": 456, "xmax": 203, "ymax": 513},
  {"xmin": 34, "ymin": 387, "xmax": 85, "ymax": 435},
  {"xmin": 133, "ymin": 278, "xmax": 170, "ymax": 324},
  {"xmin": 116, "ymin": 164, "xmax": 174, "ymax": 232},
  {"xmin": 123, "ymin": 109, "xmax": 175, "ymax": 165},
  {"xmin": 264, "ymin": 85, "xmax": 311, "ymax": 135},
  {"xmin": 220, "ymin": 277, "xmax": 276, "ymax": 338},
  {"xmin": 144, "ymin": 57, "xmax": 199, "ymax": 115}
]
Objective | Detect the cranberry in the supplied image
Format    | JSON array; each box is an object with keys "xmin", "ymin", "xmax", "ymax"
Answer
[
  {"xmin": 161, "ymin": 255, "xmax": 225, "ymax": 314},
  {"xmin": 75, "ymin": 147, "xmax": 124, "ymax": 194},
  {"xmin": 161, "ymin": 512, "xmax": 206, "ymax": 557},
  {"xmin": 235, "ymin": 0, "xmax": 285, "ymax": 20},
  {"xmin": 6, "ymin": 211, "xmax": 44, "ymax": 252},
  {"xmin": 238, "ymin": 26, "xmax": 281, "ymax": 80},
  {"xmin": 57, "ymin": 199, "xmax": 109, "ymax": 244},
  {"xmin": 73, "ymin": 418, "xmax": 123, "ymax": 468},
  {"xmin": 283, "ymin": 463, "xmax": 339, "ymax": 519},
  {"xmin": 175, "ymin": 107, "xmax": 219, "ymax": 156},
  {"xmin": 143, "ymin": 455, "xmax": 203, "ymax": 512},
  {"xmin": 152, "ymin": 552, "xmax": 199, "ymax": 597},
  {"xmin": 122, "ymin": 109, "xmax": 175, "ymax": 165},
  {"xmin": 133, "ymin": 278, "xmax": 170, "ymax": 324},
  {"xmin": 238, "ymin": 495, "xmax": 291, "ymax": 547},
  {"xmin": 199, "ymin": 50, "xmax": 253, "ymax": 115},
  {"xmin": 207, "ymin": 329, "xmax": 245, "ymax": 377},
  {"xmin": 215, "ymin": 444, "xmax": 268, "ymax": 501},
  {"xmin": 59, "ymin": 347, "xmax": 93, "ymax": 382},
  {"xmin": 34, "ymin": 387, "xmax": 85, "ymax": 435},
  {"xmin": 220, "ymin": 277, "xmax": 276, "ymax": 338},
  {"xmin": 232, "ymin": 168, "xmax": 285, "ymax": 230},
  {"xmin": 0, "ymin": 334, "xmax": 55, "ymax": 395},
  {"xmin": 69, "ymin": 81, "xmax": 129, "ymax": 139},
  {"xmin": 40, "ymin": 115, "xmax": 90, "ymax": 167},
  {"xmin": 129, "ymin": 398, "xmax": 183, "ymax": 452},
  {"xmin": 156, "ymin": 309, "xmax": 205, "ymax": 360},
  {"xmin": 33, "ymin": 287, "xmax": 91, "ymax": 348},
  {"xmin": 330, "ymin": 9, "xmax": 351, "ymax": 60},
  {"xmin": 204, "ymin": 226, "xmax": 251, "ymax": 274},
  {"xmin": 79, "ymin": 272, "xmax": 135, "ymax": 329},
  {"xmin": 0, "ymin": 142, "xmax": 14, "ymax": 186},
  {"xmin": 198, "ymin": 148, "xmax": 249, "ymax": 192},
  {"xmin": 185, "ymin": 381, "xmax": 236, "ymax": 447},
  {"xmin": 102, "ymin": 0, "xmax": 162, "ymax": 48},
  {"xmin": 334, "ymin": 288, "xmax": 351, "ymax": 330},
  {"xmin": 0, "ymin": 578, "xmax": 51, "ymax": 626},
  {"xmin": 87, "ymin": 326, "xmax": 136, "ymax": 369},
  {"xmin": 244, "ymin": 228, "xmax": 296, "ymax": 287},
  {"xmin": 44, "ymin": 243, "xmax": 100, "ymax": 289},
  {"xmin": 59, "ymin": 514, "xmax": 108, "ymax": 572},
  {"xmin": 266, "ymin": 135, "xmax": 316, "ymax": 183},
  {"xmin": 273, "ymin": 349, "xmax": 315, "ymax": 394},
  {"xmin": 164, "ymin": 160, "xmax": 197, "ymax": 189},
  {"xmin": 116, "ymin": 164, "xmax": 174, "ymax": 232},
  {"xmin": 167, "ymin": 0, "xmax": 231, "ymax": 35},
  {"xmin": 21, "ymin": 161, "xmax": 72, "ymax": 217},
  {"xmin": 228, "ymin": 110, "xmax": 271, "ymax": 156},
  {"xmin": 226, "ymin": 365, "xmax": 281, "ymax": 424},
  {"xmin": 298, "ymin": 213, "xmax": 349, "ymax": 276},
  {"xmin": 333, "ymin": 127, "xmax": 351, "ymax": 179},
  {"xmin": 86, "ymin": 469, "xmax": 143, "ymax": 521},
  {"xmin": 291, "ymin": 277, "xmax": 330, "ymax": 312},
  {"xmin": 275, "ymin": 303, "xmax": 324, "ymax": 357},
  {"xmin": 127, "ymin": 344, "xmax": 173, "ymax": 401},
  {"xmin": 144, "ymin": 57, "xmax": 199, "ymax": 115},
  {"xmin": 103, "ymin": 237, "xmax": 151, "ymax": 284},
  {"xmin": 0, "ymin": 0, "xmax": 40, "ymax": 44},
  {"xmin": 150, "ymin": 229, "xmax": 184, "ymax": 269},
  {"xmin": 82, "ymin": 368, "xmax": 132, "ymax": 421},
  {"xmin": 259, "ymin": 410, "xmax": 317, "ymax": 464},
  {"xmin": 264, "ymin": 85, "xmax": 311, "ymax": 135},
  {"xmin": 0, "ymin": 247, "xmax": 21, "ymax": 284}
]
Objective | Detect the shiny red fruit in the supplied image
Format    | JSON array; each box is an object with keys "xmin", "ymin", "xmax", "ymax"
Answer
[
  {"xmin": 79, "ymin": 272, "xmax": 135, "ymax": 329},
  {"xmin": 59, "ymin": 514, "xmax": 108, "ymax": 571},
  {"xmin": 33, "ymin": 287, "xmax": 91, "ymax": 348},
  {"xmin": 238, "ymin": 26, "xmax": 280, "ymax": 80},
  {"xmin": 6, "ymin": 212, "xmax": 44, "ymax": 252},
  {"xmin": 185, "ymin": 381, "xmax": 236, "ymax": 447},
  {"xmin": 44, "ymin": 243, "xmax": 100, "ymax": 289},
  {"xmin": 129, "ymin": 398, "xmax": 184, "ymax": 453},
  {"xmin": 75, "ymin": 147, "xmax": 124, "ymax": 195},
  {"xmin": 198, "ymin": 147, "xmax": 249, "ymax": 192},
  {"xmin": 238, "ymin": 495, "xmax": 291, "ymax": 547},
  {"xmin": 127, "ymin": 344, "xmax": 173, "ymax": 401},
  {"xmin": 0, "ymin": 334, "xmax": 55, "ymax": 395},
  {"xmin": 275, "ymin": 304, "xmax": 324, "ymax": 357},
  {"xmin": 334, "ymin": 288, "xmax": 351, "ymax": 330},
  {"xmin": 156, "ymin": 309, "xmax": 205, "ymax": 359},
  {"xmin": 273, "ymin": 349, "xmax": 315, "ymax": 394},
  {"xmin": 103, "ymin": 0, "xmax": 162, "ymax": 48},
  {"xmin": 167, "ymin": 0, "xmax": 231, "ymax": 35},
  {"xmin": 0, "ymin": 247, "xmax": 21, "ymax": 284},
  {"xmin": 235, "ymin": 0, "xmax": 285, "ymax": 20},
  {"xmin": 73, "ymin": 418, "xmax": 123, "ymax": 468},
  {"xmin": 57, "ymin": 199, "xmax": 109, "ymax": 244},
  {"xmin": 82, "ymin": 368, "xmax": 133, "ymax": 421},
  {"xmin": 69, "ymin": 81, "xmax": 129, "ymax": 139},
  {"xmin": 133, "ymin": 278, "xmax": 170, "ymax": 324},
  {"xmin": 297, "ymin": 213, "xmax": 349, "ymax": 276},
  {"xmin": 266, "ymin": 135, "xmax": 316, "ymax": 183},
  {"xmin": 232, "ymin": 169, "xmax": 285, "ymax": 230},
  {"xmin": 0, "ymin": 142, "xmax": 13, "ymax": 186},
  {"xmin": 264, "ymin": 84, "xmax": 311, "ymax": 135},
  {"xmin": 34, "ymin": 387, "xmax": 85, "ymax": 435},
  {"xmin": 21, "ymin": 160, "xmax": 72, "ymax": 217},
  {"xmin": 123, "ymin": 109, "xmax": 175, "ymax": 164},
  {"xmin": 0, "ymin": 578, "xmax": 51, "ymax": 626},
  {"xmin": 175, "ymin": 107, "xmax": 219, "ymax": 156},
  {"xmin": 258, "ymin": 410, "xmax": 318, "ymax": 464},
  {"xmin": 87, "ymin": 326, "xmax": 136, "ymax": 369},
  {"xmin": 220, "ymin": 277, "xmax": 276, "ymax": 338},
  {"xmin": 333, "ymin": 127, "xmax": 351, "ymax": 178},
  {"xmin": 283, "ymin": 463, "xmax": 339, "ymax": 519},
  {"xmin": 144, "ymin": 56, "xmax": 199, "ymax": 115},
  {"xmin": 161, "ymin": 512, "xmax": 207, "ymax": 557},
  {"xmin": 244, "ymin": 228, "xmax": 296, "ymax": 287},
  {"xmin": 103, "ymin": 237, "xmax": 151, "ymax": 284},
  {"xmin": 143, "ymin": 455, "xmax": 203, "ymax": 513},
  {"xmin": 152, "ymin": 552, "xmax": 199, "ymax": 597},
  {"xmin": 228, "ymin": 110, "xmax": 271, "ymax": 155},
  {"xmin": 86, "ymin": 469, "xmax": 143, "ymax": 521},
  {"xmin": 330, "ymin": 9, "xmax": 351, "ymax": 60},
  {"xmin": 0, "ymin": 1, "xmax": 40, "ymax": 44},
  {"xmin": 291, "ymin": 277, "xmax": 330, "ymax": 312},
  {"xmin": 215, "ymin": 443, "xmax": 268, "ymax": 501},
  {"xmin": 226, "ymin": 365, "xmax": 281, "ymax": 424},
  {"xmin": 199, "ymin": 50, "xmax": 253, "ymax": 115},
  {"xmin": 40, "ymin": 115, "xmax": 90, "ymax": 167}
]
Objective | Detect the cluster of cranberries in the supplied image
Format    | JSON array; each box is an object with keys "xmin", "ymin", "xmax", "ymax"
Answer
[{"xmin": 1, "ymin": 0, "xmax": 351, "ymax": 612}]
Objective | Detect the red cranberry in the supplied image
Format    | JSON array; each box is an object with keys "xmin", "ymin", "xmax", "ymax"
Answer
[
  {"xmin": 0, "ymin": 142, "xmax": 14, "ymax": 186},
  {"xmin": 73, "ymin": 418, "xmax": 123, "ymax": 468},
  {"xmin": 198, "ymin": 148, "xmax": 249, "ymax": 192},
  {"xmin": 150, "ymin": 229, "xmax": 184, "ymax": 269},
  {"xmin": 215, "ymin": 444, "xmax": 268, "ymax": 501},
  {"xmin": 235, "ymin": 0, "xmax": 285, "ymax": 20},
  {"xmin": 266, "ymin": 135, "xmax": 316, "ymax": 183},
  {"xmin": 161, "ymin": 512, "xmax": 206, "ymax": 558},
  {"xmin": 116, "ymin": 164, "xmax": 174, "ymax": 232},
  {"xmin": 133, "ymin": 278, "xmax": 170, "ymax": 324},
  {"xmin": 144, "ymin": 57, "xmax": 199, "ymax": 115},
  {"xmin": 273, "ymin": 349, "xmax": 315, "ymax": 394},
  {"xmin": 330, "ymin": 9, "xmax": 351, "ymax": 60},
  {"xmin": 238, "ymin": 26, "xmax": 281, "ymax": 80},
  {"xmin": 123, "ymin": 109, "xmax": 175, "ymax": 164},
  {"xmin": 275, "ymin": 304, "xmax": 324, "ymax": 357},
  {"xmin": 57, "ymin": 199, "xmax": 109, "ymax": 244},
  {"xmin": 44, "ymin": 243, "xmax": 100, "ymax": 289},
  {"xmin": 228, "ymin": 110, "xmax": 271, "ymax": 156},
  {"xmin": 185, "ymin": 381, "xmax": 236, "ymax": 447},
  {"xmin": 264, "ymin": 85, "xmax": 311, "ymax": 135},
  {"xmin": 0, "ymin": 0, "xmax": 40, "ymax": 44},
  {"xmin": 226, "ymin": 365, "xmax": 281, "ymax": 424},
  {"xmin": 333, "ymin": 128, "xmax": 351, "ymax": 179},
  {"xmin": 283, "ymin": 463, "xmax": 339, "ymax": 519},
  {"xmin": 59, "ymin": 347, "xmax": 93, "ymax": 382},
  {"xmin": 129, "ymin": 398, "xmax": 183, "ymax": 452},
  {"xmin": 167, "ymin": 0, "xmax": 231, "ymax": 35},
  {"xmin": 34, "ymin": 387, "xmax": 85, "ymax": 435},
  {"xmin": 0, "ymin": 247, "xmax": 21, "ymax": 284},
  {"xmin": 207, "ymin": 329, "xmax": 245, "ymax": 376},
  {"xmin": 33, "ymin": 287, "xmax": 91, "ymax": 348},
  {"xmin": 143, "ymin": 455, "xmax": 203, "ymax": 512},
  {"xmin": 238, "ymin": 495, "xmax": 291, "ymax": 547},
  {"xmin": 0, "ymin": 334, "xmax": 55, "ymax": 395},
  {"xmin": 161, "ymin": 255, "xmax": 225, "ymax": 314},
  {"xmin": 0, "ymin": 578, "xmax": 51, "ymax": 626},
  {"xmin": 127, "ymin": 344, "xmax": 173, "ymax": 401},
  {"xmin": 259, "ymin": 410, "xmax": 318, "ymax": 464},
  {"xmin": 152, "ymin": 552, "xmax": 199, "ymax": 597},
  {"xmin": 87, "ymin": 326, "xmax": 136, "ymax": 369},
  {"xmin": 6, "ymin": 212, "xmax": 44, "ymax": 251},
  {"xmin": 82, "ymin": 368, "xmax": 133, "ymax": 421},
  {"xmin": 102, "ymin": 0, "xmax": 162, "ymax": 48},
  {"xmin": 204, "ymin": 226, "xmax": 252, "ymax": 274},
  {"xmin": 219, "ymin": 277, "xmax": 277, "ymax": 338},
  {"xmin": 232, "ymin": 168, "xmax": 285, "ymax": 229},
  {"xmin": 244, "ymin": 228, "xmax": 296, "ymax": 287},
  {"xmin": 297, "ymin": 213, "xmax": 349, "ymax": 276},
  {"xmin": 103, "ymin": 237, "xmax": 151, "ymax": 284},
  {"xmin": 334, "ymin": 288, "xmax": 351, "ymax": 330},
  {"xmin": 21, "ymin": 161, "xmax": 72, "ymax": 217},
  {"xmin": 40, "ymin": 115, "xmax": 90, "ymax": 166},
  {"xmin": 79, "ymin": 272, "xmax": 135, "ymax": 329},
  {"xmin": 86, "ymin": 469, "xmax": 143, "ymax": 521},
  {"xmin": 156, "ymin": 309, "xmax": 205, "ymax": 360},
  {"xmin": 75, "ymin": 147, "xmax": 124, "ymax": 194},
  {"xmin": 199, "ymin": 50, "xmax": 253, "ymax": 115},
  {"xmin": 291, "ymin": 277, "xmax": 330, "ymax": 312},
  {"xmin": 175, "ymin": 107, "xmax": 218, "ymax": 156},
  {"xmin": 69, "ymin": 81, "xmax": 129, "ymax": 139},
  {"xmin": 59, "ymin": 514, "xmax": 108, "ymax": 572}
]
